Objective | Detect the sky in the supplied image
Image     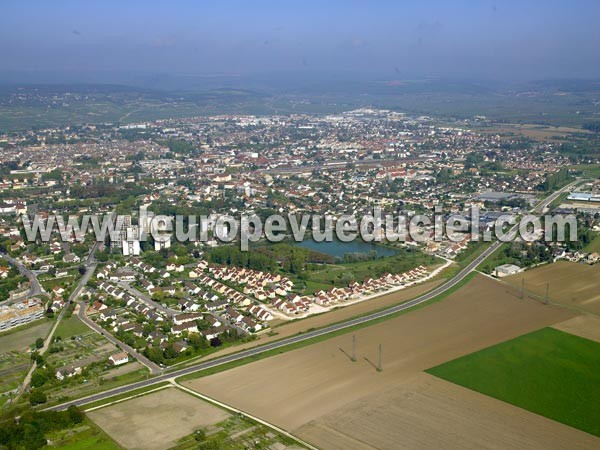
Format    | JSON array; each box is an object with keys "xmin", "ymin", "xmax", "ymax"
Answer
[{"xmin": 1, "ymin": 0, "xmax": 599, "ymax": 84}]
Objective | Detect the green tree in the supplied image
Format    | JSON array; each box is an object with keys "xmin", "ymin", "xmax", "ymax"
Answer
[
  {"xmin": 29, "ymin": 389, "xmax": 47, "ymax": 405},
  {"xmin": 31, "ymin": 371, "xmax": 47, "ymax": 388}
]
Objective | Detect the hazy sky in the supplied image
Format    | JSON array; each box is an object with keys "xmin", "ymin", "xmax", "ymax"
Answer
[{"xmin": 1, "ymin": 0, "xmax": 599, "ymax": 82}]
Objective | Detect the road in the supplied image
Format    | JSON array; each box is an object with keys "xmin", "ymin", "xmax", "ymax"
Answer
[
  {"xmin": 49, "ymin": 181, "xmax": 582, "ymax": 411},
  {"xmin": 76, "ymin": 237, "xmax": 162, "ymax": 373},
  {"xmin": 0, "ymin": 252, "xmax": 46, "ymax": 301},
  {"xmin": 533, "ymin": 179, "xmax": 581, "ymax": 214},
  {"xmin": 20, "ymin": 244, "xmax": 102, "ymax": 391},
  {"xmin": 117, "ymin": 281, "xmax": 178, "ymax": 317},
  {"xmin": 76, "ymin": 300, "xmax": 162, "ymax": 374},
  {"xmin": 50, "ymin": 232, "xmax": 501, "ymax": 411}
]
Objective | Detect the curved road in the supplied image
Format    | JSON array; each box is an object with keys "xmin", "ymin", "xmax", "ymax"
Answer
[
  {"xmin": 0, "ymin": 252, "xmax": 46, "ymax": 300},
  {"xmin": 50, "ymin": 180, "xmax": 583, "ymax": 411}
]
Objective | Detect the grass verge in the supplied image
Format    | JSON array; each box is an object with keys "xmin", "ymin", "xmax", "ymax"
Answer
[{"xmin": 82, "ymin": 381, "xmax": 171, "ymax": 411}]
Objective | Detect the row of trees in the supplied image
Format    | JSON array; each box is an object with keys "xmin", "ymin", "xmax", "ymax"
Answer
[
  {"xmin": 538, "ymin": 168, "xmax": 571, "ymax": 192},
  {"xmin": 582, "ymin": 122, "xmax": 600, "ymax": 133},
  {"xmin": 207, "ymin": 246, "xmax": 277, "ymax": 272}
]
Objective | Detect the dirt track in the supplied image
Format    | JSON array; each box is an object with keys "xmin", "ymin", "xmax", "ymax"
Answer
[{"xmin": 185, "ymin": 275, "xmax": 590, "ymax": 448}]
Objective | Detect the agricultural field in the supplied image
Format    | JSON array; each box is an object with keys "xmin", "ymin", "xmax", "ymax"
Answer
[
  {"xmin": 583, "ymin": 232, "xmax": 600, "ymax": 253},
  {"xmin": 552, "ymin": 315, "xmax": 600, "ymax": 343},
  {"xmin": 299, "ymin": 372, "xmax": 599, "ymax": 450},
  {"xmin": 88, "ymin": 387, "xmax": 230, "ymax": 450},
  {"xmin": 183, "ymin": 275, "xmax": 590, "ymax": 449},
  {"xmin": 427, "ymin": 328, "xmax": 600, "ymax": 437},
  {"xmin": 31, "ymin": 317, "xmax": 148, "ymax": 406},
  {"xmin": 505, "ymin": 261, "xmax": 600, "ymax": 315},
  {"xmin": 45, "ymin": 417, "xmax": 121, "ymax": 450},
  {"xmin": 87, "ymin": 385, "xmax": 306, "ymax": 450},
  {"xmin": 0, "ymin": 319, "xmax": 53, "ymax": 352},
  {"xmin": 0, "ymin": 320, "xmax": 53, "ymax": 399}
]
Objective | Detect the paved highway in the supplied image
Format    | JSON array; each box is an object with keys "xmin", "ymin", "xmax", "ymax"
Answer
[
  {"xmin": 50, "ymin": 181, "xmax": 582, "ymax": 411},
  {"xmin": 533, "ymin": 179, "xmax": 581, "ymax": 214}
]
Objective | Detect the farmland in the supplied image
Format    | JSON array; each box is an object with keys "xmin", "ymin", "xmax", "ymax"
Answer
[
  {"xmin": 553, "ymin": 315, "xmax": 600, "ymax": 343},
  {"xmin": 0, "ymin": 320, "xmax": 53, "ymax": 397},
  {"xmin": 86, "ymin": 386, "xmax": 302, "ymax": 450},
  {"xmin": 26, "ymin": 316, "xmax": 149, "ymax": 407},
  {"xmin": 427, "ymin": 328, "xmax": 600, "ymax": 437},
  {"xmin": 505, "ymin": 261, "xmax": 600, "ymax": 315},
  {"xmin": 88, "ymin": 387, "xmax": 230, "ymax": 450},
  {"xmin": 0, "ymin": 319, "xmax": 53, "ymax": 352},
  {"xmin": 182, "ymin": 275, "xmax": 591, "ymax": 449},
  {"xmin": 299, "ymin": 372, "xmax": 599, "ymax": 450},
  {"xmin": 44, "ymin": 417, "xmax": 121, "ymax": 450}
]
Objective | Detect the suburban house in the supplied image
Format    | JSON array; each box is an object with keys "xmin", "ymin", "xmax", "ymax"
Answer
[
  {"xmin": 173, "ymin": 312, "xmax": 203, "ymax": 326},
  {"xmin": 108, "ymin": 352, "xmax": 129, "ymax": 366},
  {"xmin": 109, "ymin": 268, "xmax": 137, "ymax": 282},
  {"xmin": 56, "ymin": 364, "xmax": 83, "ymax": 380},
  {"xmin": 171, "ymin": 322, "xmax": 198, "ymax": 335}
]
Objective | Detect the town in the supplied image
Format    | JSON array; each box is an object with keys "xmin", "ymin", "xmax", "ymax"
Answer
[{"xmin": 1, "ymin": 104, "xmax": 600, "ymax": 450}]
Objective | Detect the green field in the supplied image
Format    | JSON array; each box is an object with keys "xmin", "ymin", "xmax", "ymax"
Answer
[
  {"xmin": 55, "ymin": 315, "xmax": 91, "ymax": 339},
  {"xmin": 0, "ymin": 319, "xmax": 52, "ymax": 352},
  {"xmin": 583, "ymin": 232, "xmax": 600, "ymax": 253},
  {"xmin": 569, "ymin": 163, "xmax": 600, "ymax": 179},
  {"xmin": 427, "ymin": 327, "xmax": 600, "ymax": 436},
  {"xmin": 45, "ymin": 418, "xmax": 122, "ymax": 450}
]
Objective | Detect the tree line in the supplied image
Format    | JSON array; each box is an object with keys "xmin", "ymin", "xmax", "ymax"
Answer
[{"xmin": 0, "ymin": 406, "xmax": 84, "ymax": 449}]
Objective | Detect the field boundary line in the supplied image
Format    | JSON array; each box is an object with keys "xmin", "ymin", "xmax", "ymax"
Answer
[
  {"xmin": 172, "ymin": 381, "xmax": 318, "ymax": 450},
  {"xmin": 487, "ymin": 272, "xmax": 600, "ymax": 318},
  {"xmin": 83, "ymin": 384, "xmax": 171, "ymax": 412}
]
